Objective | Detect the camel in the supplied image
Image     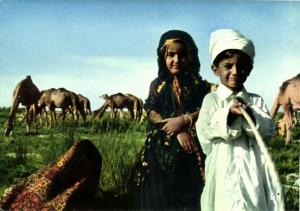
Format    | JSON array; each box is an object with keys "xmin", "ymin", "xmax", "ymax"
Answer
[
  {"xmin": 125, "ymin": 94, "xmax": 144, "ymax": 122},
  {"xmin": 204, "ymin": 80, "xmax": 219, "ymax": 92},
  {"xmin": 38, "ymin": 88, "xmax": 86, "ymax": 128},
  {"xmin": 270, "ymin": 74, "xmax": 300, "ymax": 144},
  {"xmin": 93, "ymin": 93, "xmax": 134, "ymax": 120},
  {"xmin": 78, "ymin": 94, "xmax": 92, "ymax": 116},
  {"xmin": 4, "ymin": 76, "xmax": 41, "ymax": 136}
]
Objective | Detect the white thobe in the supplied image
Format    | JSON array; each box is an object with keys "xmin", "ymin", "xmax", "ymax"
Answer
[{"xmin": 196, "ymin": 84, "xmax": 283, "ymax": 211}]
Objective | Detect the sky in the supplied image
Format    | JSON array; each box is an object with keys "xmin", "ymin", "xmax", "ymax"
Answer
[{"xmin": 0, "ymin": 0, "xmax": 299, "ymax": 111}]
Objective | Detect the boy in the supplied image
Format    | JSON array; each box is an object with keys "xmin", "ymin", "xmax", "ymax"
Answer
[{"xmin": 196, "ymin": 29, "xmax": 283, "ymax": 211}]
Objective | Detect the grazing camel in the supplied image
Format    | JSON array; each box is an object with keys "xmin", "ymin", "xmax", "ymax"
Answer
[
  {"xmin": 204, "ymin": 80, "xmax": 219, "ymax": 92},
  {"xmin": 270, "ymin": 74, "xmax": 300, "ymax": 144},
  {"xmin": 93, "ymin": 93, "xmax": 134, "ymax": 120},
  {"xmin": 38, "ymin": 88, "xmax": 85, "ymax": 128},
  {"xmin": 78, "ymin": 94, "xmax": 92, "ymax": 116},
  {"xmin": 4, "ymin": 76, "xmax": 41, "ymax": 136},
  {"xmin": 125, "ymin": 94, "xmax": 144, "ymax": 122}
]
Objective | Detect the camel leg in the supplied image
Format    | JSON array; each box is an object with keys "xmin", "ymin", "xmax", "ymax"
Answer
[
  {"xmin": 111, "ymin": 107, "xmax": 116, "ymax": 119},
  {"xmin": 79, "ymin": 107, "xmax": 86, "ymax": 123},
  {"xmin": 138, "ymin": 109, "xmax": 143, "ymax": 122},
  {"xmin": 61, "ymin": 109, "xmax": 67, "ymax": 122},
  {"xmin": 283, "ymin": 103, "xmax": 293, "ymax": 144},
  {"xmin": 27, "ymin": 104, "xmax": 37, "ymax": 134},
  {"xmin": 32, "ymin": 105, "xmax": 37, "ymax": 133},
  {"xmin": 129, "ymin": 109, "xmax": 134, "ymax": 121},
  {"xmin": 49, "ymin": 109, "xmax": 56, "ymax": 129},
  {"xmin": 26, "ymin": 105, "xmax": 37, "ymax": 134},
  {"xmin": 39, "ymin": 112, "xmax": 43, "ymax": 126},
  {"xmin": 285, "ymin": 121, "xmax": 292, "ymax": 145},
  {"xmin": 49, "ymin": 111, "xmax": 53, "ymax": 128},
  {"xmin": 25, "ymin": 106, "xmax": 30, "ymax": 134},
  {"xmin": 53, "ymin": 109, "xmax": 57, "ymax": 126},
  {"xmin": 133, "ymin": 101, "xmax": 138, "ymax": 121},
  {"xmin": 45, "ymin": 109, "xmax": 49, "ymax": 127},
  {"xmin": 119, "ymin": 109, "xmax": 124, "ymax": 120},
  {"xmin": 270, "ymin": 93, "xmax": 281, "ymax": 119},
  {"xmin": 294, "ymin": 110, "xmax": 299, "ymax": 126},
  {"xmin": 73, "ymin": 108, "xmax": 79, "ymax": 126},
  {"xmin": 39, "ymin": 109, "xmax": 47, "ymax": 127}
]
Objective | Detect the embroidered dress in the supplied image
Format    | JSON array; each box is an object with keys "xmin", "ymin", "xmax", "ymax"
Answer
[
  {"xmin": 132, "ymin": 75, "xmax": 208, "ymax": 210},
  {"xmin": 196, "ymin": 84, "xmax": 281, "ymax": 211},
  {"xmin": 0, "ymin": 140, "xmax": 102, "ymax": 211}
]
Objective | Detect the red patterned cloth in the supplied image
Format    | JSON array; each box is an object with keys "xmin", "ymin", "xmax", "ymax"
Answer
[{"xmin": 0, "ymin": 139, "xmax": 102, "ymax": 211}]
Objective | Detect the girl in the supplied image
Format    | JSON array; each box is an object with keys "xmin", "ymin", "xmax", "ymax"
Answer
[{"xmin": 132, "ymin": 30, "xmax": 209, "ymax": 210}]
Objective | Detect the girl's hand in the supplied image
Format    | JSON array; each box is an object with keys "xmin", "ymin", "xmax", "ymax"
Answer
[
  {"xmin": 161, "ymin": 116, "xmax": 185, "ymax": 135},
  {"xmin": 177, "ymin": 131, "xmax": 196, "ymax": 153}
]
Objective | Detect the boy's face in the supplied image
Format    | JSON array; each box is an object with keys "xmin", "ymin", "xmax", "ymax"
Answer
[
  {"xmin": 212, "ymin": 53, "xmax": 252, "ymax": 92},
  {"xmin": 165, "ymin": 41, "xmax": 190, "ymax": 76}
]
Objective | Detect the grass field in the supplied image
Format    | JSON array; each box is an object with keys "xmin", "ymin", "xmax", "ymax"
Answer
[{"xmin": 0, "ymin": 107, "xmax": 299, "ymax": 210}]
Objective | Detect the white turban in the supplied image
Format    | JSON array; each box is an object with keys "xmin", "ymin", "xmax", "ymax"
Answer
[{"xmin": 209, "ymin": 29, "xmax": 255, "ymax": 64}]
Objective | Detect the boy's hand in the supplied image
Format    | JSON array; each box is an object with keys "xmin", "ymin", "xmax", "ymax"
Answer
[
  {"xmin": 177, "ymin": 131, "xmax": 196, "ymax": 153},
  {"xmin": 228, "ymin": 97, "xmax": 256, "ymax": 125},
  {"xmin": 161, "ymin": 116, "xmax": 185, "ymax": 135},
  {"xmin": 229, "ymin": 98, "xmax": 247, "ymax": 116}
]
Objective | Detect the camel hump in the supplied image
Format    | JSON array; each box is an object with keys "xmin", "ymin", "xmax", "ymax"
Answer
[
  {"xmin": 58, "ymin": 87, "xmax": 68, "ymax": 92},
  {"xmin": 114, "ymin": 92, "xmax": 125, "ymax": 97},
  {"xmin": 26, "ymin": 75, "xmax": 31, "ymax": 80}
]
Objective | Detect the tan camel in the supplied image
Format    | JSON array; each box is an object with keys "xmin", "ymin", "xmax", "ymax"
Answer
[
  {"xmin": 270, "ymin": 74, "xmax": 300, "ymax": 144},
  {"xmin": 125, "ymin": 94, "xmax": 144, "ymax": 122},
  {"xmin": 38, "ymin": 88, "xmax": 85, "ymax": 128},
  {"xmin": 4, "ymin": 76, "xmax": 41, "ymax": 136},
  {"xmin": 78, "ymin": 94, "xmax": 92, "ymax": 115},
  {"xmin": 204, "ymin": 80, "xmax": 219, "ymax": 92},
  {"xmin": 93, "ymin": 93, "xmax": 134, "ymax": 120}
]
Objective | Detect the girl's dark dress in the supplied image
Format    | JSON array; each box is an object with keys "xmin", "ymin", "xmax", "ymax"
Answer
[{"xmin": 132, "ymin": 30, "xmax": 209, "ymax": 211}]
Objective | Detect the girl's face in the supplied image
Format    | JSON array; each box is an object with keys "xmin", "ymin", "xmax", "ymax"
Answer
[
  {"xmin": 165, "ymin": 41, "xmax": 190, "ymax": 76},
  {"xmin": 212, "ymin": 53, "xmax": 252, "ymax": 92}
]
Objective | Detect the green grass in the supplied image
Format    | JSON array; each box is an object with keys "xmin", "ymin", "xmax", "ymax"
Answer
[
  {"xmin": 0, "ymin": 108, "xmax": 299, "ymax": 210},
  {"xmin": 0, "ymin": 109, "xmax": 145, "ymax": 209}
]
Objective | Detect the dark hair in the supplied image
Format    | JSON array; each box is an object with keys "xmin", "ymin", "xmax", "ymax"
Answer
[
  {"xmin": 157, "ymin": 30, "xmax": 201, "ymax": 80},
  {"xmin": 213, "ymin": 49, "xmax": 252, "ymax": 67}
]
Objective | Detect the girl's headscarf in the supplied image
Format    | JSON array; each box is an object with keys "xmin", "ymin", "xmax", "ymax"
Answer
[{"xmin": 157, "ymin": 30, "xmax": 200, "ymax": 80}]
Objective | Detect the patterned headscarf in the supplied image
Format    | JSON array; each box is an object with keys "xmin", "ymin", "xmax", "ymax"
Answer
[{"xmin": 157, "ymin": 30, "xmax": 201, "ymax": 80}]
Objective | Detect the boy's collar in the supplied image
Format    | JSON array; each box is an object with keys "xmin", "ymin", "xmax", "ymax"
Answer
[{"xmin": 216, "ymin": 83, "xmax": 249, "ymax": 102}]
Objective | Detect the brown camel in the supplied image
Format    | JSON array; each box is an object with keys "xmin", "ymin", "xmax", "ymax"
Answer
[
  {"xmin": 270, "ymin": 74, "xmax": 300, "ymax": 144},
  {"xmin": 204, "ymin": 80, "xmax": 219, "ymax": 92},
  {"xmin": 4, "ymin": 76, "xmax": 41, "ymax": 136},
  {"xmin": 78, "ymin": 94, "xmax": 92, "ymax": 116},
  {"xmin": 38, "ymin": 88, "xmax": 85, "ymax": 128},
  {"xmin": 125, "ymin": 94, "xmax": 144, "ymax": 122},
  {"xmin": 93, "ymin": 93, "xmax": 134, "ymax": 120}
]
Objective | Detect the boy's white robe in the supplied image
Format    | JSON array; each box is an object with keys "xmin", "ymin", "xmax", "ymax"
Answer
[{"xmin": 196, "ymin": 84, "xmax": 282, "ymax": 211}]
